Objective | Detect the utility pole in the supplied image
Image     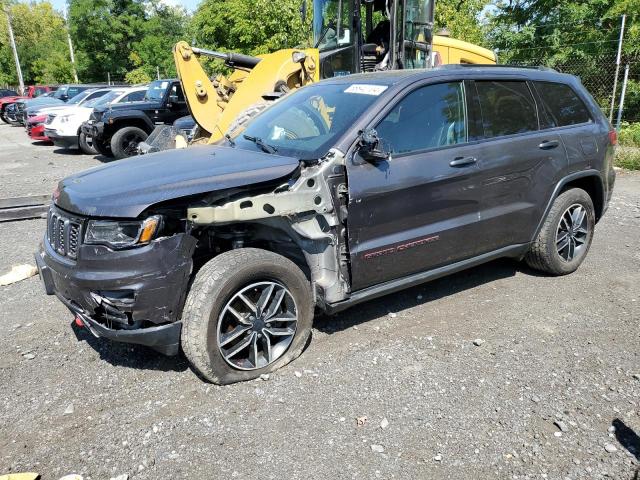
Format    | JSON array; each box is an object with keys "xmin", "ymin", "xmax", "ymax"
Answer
[
  {"xmin": 616, "ymin": 64, "xmax": 630, "ymax": 132},
  {"xmin": 609, "ymin": 14, "xmax": 626, "ymax": 122},
  {"xmin": 4, "ymin": 6, "xmax": 24, "ymax": 95},
  {"xmin": 64, "ymin": 9, "xmax": 79, "ymax": 83},
  {"xmin": 156, "ymin": 66, "xmax": 160, "ymax": 80}
]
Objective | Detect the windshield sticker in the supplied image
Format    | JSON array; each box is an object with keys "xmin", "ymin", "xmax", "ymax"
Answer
[{"xmin": 344, "ymin": 84, "xmax": 388, "ymax": 96}]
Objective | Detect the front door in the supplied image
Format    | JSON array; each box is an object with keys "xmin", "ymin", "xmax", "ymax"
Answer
[{"xmin": 347, "ymin": 81, "xmax": 483, "ymax": 291}]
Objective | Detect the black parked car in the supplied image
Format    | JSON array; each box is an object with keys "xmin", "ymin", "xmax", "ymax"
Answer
[
  {"xmin": 80, "ymin": 79, "xmax": 189, "ymax": 159},
  {"xmin": 36, "ymin": 66, "xmax": 616, "ymax": 384}
]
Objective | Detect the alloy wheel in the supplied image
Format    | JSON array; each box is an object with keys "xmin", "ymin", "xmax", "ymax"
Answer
[
  {"xmin": 217, "ymin": 281, "xmax": 298, "ymax": 370},
  {"xmin": 556, "ymin": 203, "xmax": 588, "ymax": 262}
]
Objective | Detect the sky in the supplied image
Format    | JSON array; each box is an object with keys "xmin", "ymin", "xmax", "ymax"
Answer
[{"xmin": 50, "ymin": 0, "xmax": 200, "ymax": 13}]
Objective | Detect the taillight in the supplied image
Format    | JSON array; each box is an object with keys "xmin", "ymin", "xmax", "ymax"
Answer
[{"xmin": 608, "ymin": 130, "xmax": 618, "ymax": 146}]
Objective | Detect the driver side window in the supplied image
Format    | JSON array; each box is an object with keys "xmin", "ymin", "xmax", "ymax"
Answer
[{"xmin": 376, "ymin": 82, "xmax": 467, "ymax": 155}]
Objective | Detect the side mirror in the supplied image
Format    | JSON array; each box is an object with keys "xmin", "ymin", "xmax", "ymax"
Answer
[{"xmin": 359, "ymin": 128, "xmax": 389, "ymax": 162}]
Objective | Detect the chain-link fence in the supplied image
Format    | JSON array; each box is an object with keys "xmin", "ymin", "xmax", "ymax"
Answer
[{"xmin": 495, "ymin": 51, "xmax": 640, "ymax": 125}]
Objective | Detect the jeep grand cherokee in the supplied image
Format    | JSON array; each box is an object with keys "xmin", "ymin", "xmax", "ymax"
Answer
[{"xmin": 36, "ymin": 66, "xmax": 616, "ymax": 384}]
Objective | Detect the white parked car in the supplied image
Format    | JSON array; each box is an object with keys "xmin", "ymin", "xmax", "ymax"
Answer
[{"xmin": 44, "ymin": 87, "xmax": 147, "ymax": 154}]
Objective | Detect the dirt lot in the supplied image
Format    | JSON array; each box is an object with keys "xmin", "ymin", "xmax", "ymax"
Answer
[{"xmin": 0, "ymin": 123, "xmax": 639, "ymax": 480}]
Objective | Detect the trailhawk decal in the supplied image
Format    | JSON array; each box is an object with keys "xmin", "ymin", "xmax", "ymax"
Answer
[{"xmin": 363, "ymin": 235, "xmax": 441, "ymax": 260}]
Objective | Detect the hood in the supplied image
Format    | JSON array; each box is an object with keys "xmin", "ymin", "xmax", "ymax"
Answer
[
  {"xmin": 0, "ymin": 96, "xmax": 27, "ymax": 105},
  {"xmin": 31, "ymin": 105, "xmax": 74, "ymax": 115},
  {"xmin": 95, "ymin": 100, "xmax": 160, "ymax": 115},
  {"xmin": 56, "ymin": 145, "xmax": 300, "ymax": 218},
  {"xmin": 23, "ymin": 97, "xmax": 64, "ymax": 108}
]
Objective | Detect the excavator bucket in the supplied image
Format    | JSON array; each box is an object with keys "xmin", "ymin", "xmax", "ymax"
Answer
[{"xmin": 140, "ymin": 42, "xmax": 319, "ymax": 154}]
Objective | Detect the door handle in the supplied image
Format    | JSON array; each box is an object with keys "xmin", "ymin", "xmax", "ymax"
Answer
[
  {"xmin": 449, "ymin": 156, "xmax": 477, "ymax": 167},
  {"xmin": 539, "ymin": 140, "xmax": 560, "ymax": 150}
]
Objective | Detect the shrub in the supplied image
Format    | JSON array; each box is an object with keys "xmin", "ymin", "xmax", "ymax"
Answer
[
  {"xmin": 618, "ymin": 122, "xmax": 640, "ymax": 148},
  {"xmin": 615, "ymin": 146, "xmax": 640, "ymax": 170}
]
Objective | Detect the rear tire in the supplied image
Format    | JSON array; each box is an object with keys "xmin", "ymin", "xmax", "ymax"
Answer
[
  {"xmin": 110, "ymin": 126, "xmax": 148, "ymax": 160},
  {"xmin": 181, "ymin": 248, "xmax": 313, "ymax": 384},
  {"xmin": 525, "ymin": 188, "xmax": 595, "ymax": 275},
  {"xmin": 78, "ymin": 132, "xmax": 98, "ymax": 155}
]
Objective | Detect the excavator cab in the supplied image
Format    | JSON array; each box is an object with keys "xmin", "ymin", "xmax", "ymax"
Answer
[{"xmin": 313, "ymin": 0, "xmax": 434, "ymax": 77}]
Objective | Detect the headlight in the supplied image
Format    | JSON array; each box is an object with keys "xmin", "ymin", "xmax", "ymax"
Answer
[{"xmin": 85, "ymin": 215, "xmax": 161, "ymax": 249}]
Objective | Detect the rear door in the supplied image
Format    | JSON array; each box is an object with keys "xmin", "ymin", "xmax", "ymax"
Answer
[
  {"xmin": 470, "ymin": 79, "xmax": 567, "ymax": 252},
  {"xmin": 532, "ymin": 81, "xmax": 601, "ymax": 171},
  {"xmin": 347, "ymin": 80, "xmax": 484, "ymax": 290}
]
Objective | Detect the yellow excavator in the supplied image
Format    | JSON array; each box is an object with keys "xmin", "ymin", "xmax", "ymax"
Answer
[{"xmin": 142, "ymin": 0, "xmax": 496, "ymax": 152}]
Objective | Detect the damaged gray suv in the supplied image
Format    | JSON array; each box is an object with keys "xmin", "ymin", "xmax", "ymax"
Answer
[{"xmin": 36, "ymin": 66, "xmax": 616, "ymax": 384}]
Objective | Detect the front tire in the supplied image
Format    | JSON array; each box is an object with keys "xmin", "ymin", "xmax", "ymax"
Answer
[
  {"xmin": 78, "ymin": 132, "xmax": 98, "ymax": 155},
  {"xmin": 93, "ymin": 138, "xmax": 112, "ymax": 157},
  {"xmin": 525, "ymin": 188, "xmax": 595, "ymax": 275},
  {"xmin": 110, "ymin": 126, "xmax": 148, "ymax": 160},
  {"xmin": 181, "ymin": 248, "xmax": 313, "ymax": 384}
]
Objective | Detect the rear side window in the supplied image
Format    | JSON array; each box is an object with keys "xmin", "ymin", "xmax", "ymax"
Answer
[
  {"xmin": 476, "ymin": 81, "xmax": 538, "ymax": 138},
  {"xmin": 376, "ymin": 81, "xmax": 467, "ymax": 155},
  {"xmin": 534, "ymin": 81, "xmax": 592, "ymax": 127}
]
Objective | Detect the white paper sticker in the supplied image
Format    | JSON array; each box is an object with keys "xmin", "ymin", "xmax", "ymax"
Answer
[{"xmin": 344, "ymin": 84, "xmax": 388, "ymax": 96}]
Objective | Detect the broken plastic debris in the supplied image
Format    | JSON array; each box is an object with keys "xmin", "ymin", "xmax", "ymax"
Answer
[
  {"xmin": 0, "ymin": 264, "xmax": 38, "ymax": 286},
  {"xmin": 0, "ymin": 474, "xmax": 41, "ymax": 480}
]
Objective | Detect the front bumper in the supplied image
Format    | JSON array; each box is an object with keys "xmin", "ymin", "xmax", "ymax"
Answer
[
  {"xmin": 45, "ymin": 129, "xmax": 78, "ymax": 149},
  {"xmin": 28, "ymin": 124, "xmax": 49, "ymax": 141},
  {"xmin": 36, "ymin": 224, "xmax": 197, "ymax": 356},
  {"xmin": 81, "ymin": 121, "xmax": 105, "ymax": 140}
]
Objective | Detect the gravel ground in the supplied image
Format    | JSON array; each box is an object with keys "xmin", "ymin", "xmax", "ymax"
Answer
[{"xmin": 0, "ymin": 123, "xmax": 639, "ymax": 480}]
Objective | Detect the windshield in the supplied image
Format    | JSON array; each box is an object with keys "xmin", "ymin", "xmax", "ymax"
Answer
[
  {"xmin": 403, "ymin": 0, "xmax": 434, "ymax": 68},
  {"xmin": 144, "ymin": 80, "xmax": 170, "ymax": 101},
  {"xmin": 313, "ymin": 0, "xmax": 354, "ymax": 51},
  {"xmin": 86, "ymin": 90, "xmax": 122, "ymax": 108},
  {"xmin": 231, "ymin": 82, "xmax": 387, "ymax": 159},
  {"xmin": 52, "ymin": 87, "xmax": 68, "ymax": 100},
  {"xmin": 67, "ymin": 91, "xmax": 91, "ymax": 105}
]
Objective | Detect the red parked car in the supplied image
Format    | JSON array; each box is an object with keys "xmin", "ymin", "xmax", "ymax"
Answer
[
  {"xmin": 27, "ymin": 114, "xmax": 50, "ymax": 142},
  {"xmin": 0, "ymin": 85, "xmax": 57, "ymax": 123}
]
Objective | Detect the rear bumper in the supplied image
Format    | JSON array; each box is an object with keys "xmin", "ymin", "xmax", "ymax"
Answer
[
  {"xmin": 36, "ymin": 226, "xmax": 197, "ymax": 356},
  {"xmin": 45, "ymin": 130, "xmax": 78, "ymax": 149}
]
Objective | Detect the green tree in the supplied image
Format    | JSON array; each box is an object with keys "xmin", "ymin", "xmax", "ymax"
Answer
[
  {"xmin": 189, "ymin": 0, "xmax": 307, "ymax": 56},
  {"xmin": 435, "ymin": 0, "xmax": 489, "ymax": 47},
  {"xmin": 68, "ymin": 0, "xmax": 147, "ymax": 82},
  {"xmin": 0, "ymin": 2, "xmax": 74, "ymax": 85}
]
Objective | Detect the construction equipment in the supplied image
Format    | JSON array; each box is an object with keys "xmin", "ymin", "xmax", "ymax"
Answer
[{"xmin": 142, "ymin": 0, "xmax": 496, "ymax": 152}]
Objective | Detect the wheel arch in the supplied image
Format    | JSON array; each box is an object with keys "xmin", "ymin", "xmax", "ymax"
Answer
[{"xmin": 533, "ymin": 170, "xmax": 604, "ymax": 241}]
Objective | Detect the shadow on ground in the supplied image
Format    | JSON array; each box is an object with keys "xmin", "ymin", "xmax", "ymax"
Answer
[
  {"xmin": 72, "ymin": 321, "xmax": 189, "ymax": 373},
  {"xmin": 69, "ymin": 258, "xmax": 540, "ymax": 374},
  {"xmin": 314, "ymin": 257, "xmax": 533, "ymax": 334},
  {"xmin": 612, "ymin": 418, "xmax": 640, "ymax": 461}
]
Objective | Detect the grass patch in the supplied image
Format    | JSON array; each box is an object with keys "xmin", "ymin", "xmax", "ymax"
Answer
[{"xmin": 615, "ymin": 146, "xmax": 640, "ymax": 170}]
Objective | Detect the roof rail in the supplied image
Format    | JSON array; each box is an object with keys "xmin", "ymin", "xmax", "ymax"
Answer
[{"xmin": 439, "ymin": 64, "xmax": 557, "ymax": 72}]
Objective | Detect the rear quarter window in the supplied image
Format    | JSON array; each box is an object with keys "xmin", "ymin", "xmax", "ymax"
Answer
[
  {"xmin": 476, "ymin": 81, "xmax": 538, "ymax": 138},
  {"xmin": 534, "ymin": 81, "xmax": 592, "ymax": 127}
]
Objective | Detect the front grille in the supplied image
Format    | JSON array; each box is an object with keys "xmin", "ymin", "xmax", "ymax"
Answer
[{"xmin": 48, "ymin": 208, "xmax": 82, "ymax": 259}]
